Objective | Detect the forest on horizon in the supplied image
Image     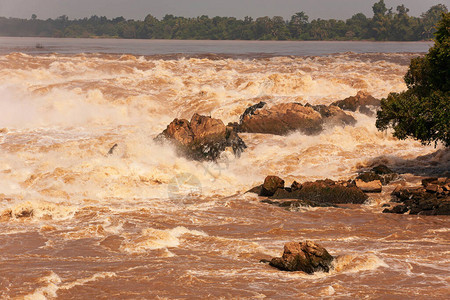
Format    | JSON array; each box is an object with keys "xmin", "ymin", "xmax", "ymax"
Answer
[{"xmin": 0, "ymin": 1, "xmax": 447, "ymax": 41}]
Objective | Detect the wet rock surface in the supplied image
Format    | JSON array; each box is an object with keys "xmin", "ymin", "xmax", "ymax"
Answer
[
  {"xmin": 239, "ymin": 102, "xmax": 323, "ymax": 135},
  {"xmin": 268, "ymin": 241, "xmax": 334, "ymax": 273},
  {"xmin": 249, "ymin": 176, "xmax": 368, "ymax": 207},
  {"xmin": 156, "ymin": 113, "xmax": 246, "ymax": 161},
  {"xmin": 238, "ymin": 99, "xmax": 358, "ymax": 136},
  {"xmin": 383, "ymin": 177, "xmax": 450, "ymax": 215}
]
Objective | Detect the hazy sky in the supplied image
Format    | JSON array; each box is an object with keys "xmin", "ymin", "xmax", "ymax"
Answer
[{"xmin": 0, "ymin": 0, "xmax": 444, "ymax": 20}]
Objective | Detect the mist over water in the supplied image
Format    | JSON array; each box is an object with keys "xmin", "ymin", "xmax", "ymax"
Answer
[{"xmin": 0, "ymin": 45, "xmax": 448, "ymax": 298}]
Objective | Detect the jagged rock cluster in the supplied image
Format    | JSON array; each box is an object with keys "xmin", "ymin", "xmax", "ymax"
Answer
[
  {"xmin": 384, "ymin": 177, "xmax": 450, "ymax": 215},
  {"xmin": 155, "ymin": 113, "xmax": 246, "ymax": 161},
  {"xmin": 354, "ymin": 164, "xmax": 399, "ymax": 193},
  {"xmin": 247, "ymin": 175, "xmax": 368, "ymax": 208}
]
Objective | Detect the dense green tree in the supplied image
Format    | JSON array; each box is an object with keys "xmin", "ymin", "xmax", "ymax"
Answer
[
  {"xmin": 376, "ymin": 13, "xmax": 450, "ymax": 146},
  {"xmin": 420, "ymin": 4, "xmax": 448, "ymax": 39},
  {"xmin": 0, "ymin": 2, "xmax": 447, "ymax": 41},
  {"xmin": 271, "ymin": 16, "xmax": 290, "ymax": 40},
  {"xmin": 346, "ymin": 13, "xmax": 370, "ymax": 39},
  {"xmin": 371, "ymin": 0, "xmax": 393, "ymax": 40},
  {"xmin": 288, "ymin": 12, "xmax": 309, "ymax": 39},
  {"xmin": 143, "ymin": 14, "xmax": 160, "ymax": 38}
]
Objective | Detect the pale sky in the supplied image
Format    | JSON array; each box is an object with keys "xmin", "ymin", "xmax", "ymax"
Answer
[{"xmin": 0, "ymin": 0, "xmax": 445, "ymax": 20}]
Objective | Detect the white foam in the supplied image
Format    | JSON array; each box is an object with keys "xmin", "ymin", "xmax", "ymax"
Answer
[
  {"xmin": 120, "ymin": 226, "xmax": 208, "ymax": 254},
  {"xmin": 0, "ymin": 52, "xmax": 443, "ymax": 201},
  {"xmin": 23, "ymin": 271, "xmax": 61, "ymax": 300}
]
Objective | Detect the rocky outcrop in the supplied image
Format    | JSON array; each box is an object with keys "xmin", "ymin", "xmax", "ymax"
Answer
[
  {"xmin": 383, "ymin": 177, "xmax": 450, "ymax": 215},
  {"xmin": 331, "ymin": 91, "xmax": 380, "ymax": 116},
  {"xmin": 156, "ymin": 113, "xmax": 246, "ymax": 161},
  {"xmin": 268, "ymin": 241, "xmax": 334, "ymax": 273},
  {"xmin": 248, "ymin": 176, "xmax": 368, "ymax": 206},
  {"xmin": 238, "ymin": 100, "xmax": 357, "ymax": 136},
  {"xmin": 286, "ymin": 179, "xmax": 368, "ymax": 204},
  {"xmin": 239, "ymin": 102, "xmax": 323, "ymax": 135}
]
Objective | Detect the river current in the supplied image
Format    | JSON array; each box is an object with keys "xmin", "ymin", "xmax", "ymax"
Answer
[{"xmin": 0, "ymin": 39, "xmax": 448, "ymax": 299}]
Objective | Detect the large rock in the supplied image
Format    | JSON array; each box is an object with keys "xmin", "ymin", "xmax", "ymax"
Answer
[
  {"xmin": 331, "ymin": 91, "xmax": 380, "ymax": 116},
  {"xmin": 290, "ymin": 179, "xmax": 368, "ymax": 204},
  {"xmin": 156, "ymin": 113, "xmax": 246, "ymax": 161},
  {"xmin": 269, "ymin": 241, "xmax": 334, "ymax": 273},
  {"xmin": 238, "ymin": 99, "xmax": 358, "ymax": 136},
  {"xmin": 249, "ymin": 177, "xmax": 368, "ymax": 206},
  {"xmin": 239, "ymin": 102, "xmax": 323, "ymax": 135},
  {"xmin": 383, "ymin": 177, "xmax": 450, "ymax": 215}
]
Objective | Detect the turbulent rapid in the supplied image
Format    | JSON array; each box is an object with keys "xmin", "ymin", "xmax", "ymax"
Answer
[{"xmin": 0, "ymin": 51, "xmax": 448, "ymax": 299}]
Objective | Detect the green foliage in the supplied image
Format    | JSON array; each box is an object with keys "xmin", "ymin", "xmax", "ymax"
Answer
[
  {"xmin": 376, "ymin": 13, "xmax": 450, "ymax": 146},
  {"xmin": 420, "ymin": 4, "xmax": 448, "ymax": 39},
  {"xmin": 0, "ymin": 2, "xmax": 447, "ymax": 41}
]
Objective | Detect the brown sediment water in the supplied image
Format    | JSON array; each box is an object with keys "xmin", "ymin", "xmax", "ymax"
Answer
[{"xmin": 0, "ymin": 48, "xmax": 448, "ymax": 299}]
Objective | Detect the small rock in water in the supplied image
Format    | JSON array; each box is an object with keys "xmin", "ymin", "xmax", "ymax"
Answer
[
  {"xmin": 268, "ymin": 240, "xmax": 334, "ymax": 274},
  {"xmin": 14, "ymin": 208, "xmax": 34, "ymax": 218},
  {"xmin": 107, "ymin": 143, "xmax": 118, "ymax": 155}
]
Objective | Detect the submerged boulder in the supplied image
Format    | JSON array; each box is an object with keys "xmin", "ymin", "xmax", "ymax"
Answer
[
  {"xmin": 331, "ymin": 91, "xmax": 380, "ymax": 116},
  {"xmin": 239, "ymin": 102, "xmax": 323, "ymax": 135},
  {"xmin": 383, "ymin": 177, "xmax": 450, "ymax": 215},
  {"xmin": 269, "ymin": 241, "xmax": 334, "ymax": 274},
  {"xmin": 156, "ymin": 113, "xmax": 246, "ymax": 161}
]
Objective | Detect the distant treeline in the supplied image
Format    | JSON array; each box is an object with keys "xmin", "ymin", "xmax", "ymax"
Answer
[{"xmin": 0, "ymin": 1, "xmax": 447, "ymax": 41}]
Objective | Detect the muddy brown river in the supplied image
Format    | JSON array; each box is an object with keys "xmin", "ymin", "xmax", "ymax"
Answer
[{"xmin": 0, "ymin": 40, "xmax": 448, "ymax": 299}]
